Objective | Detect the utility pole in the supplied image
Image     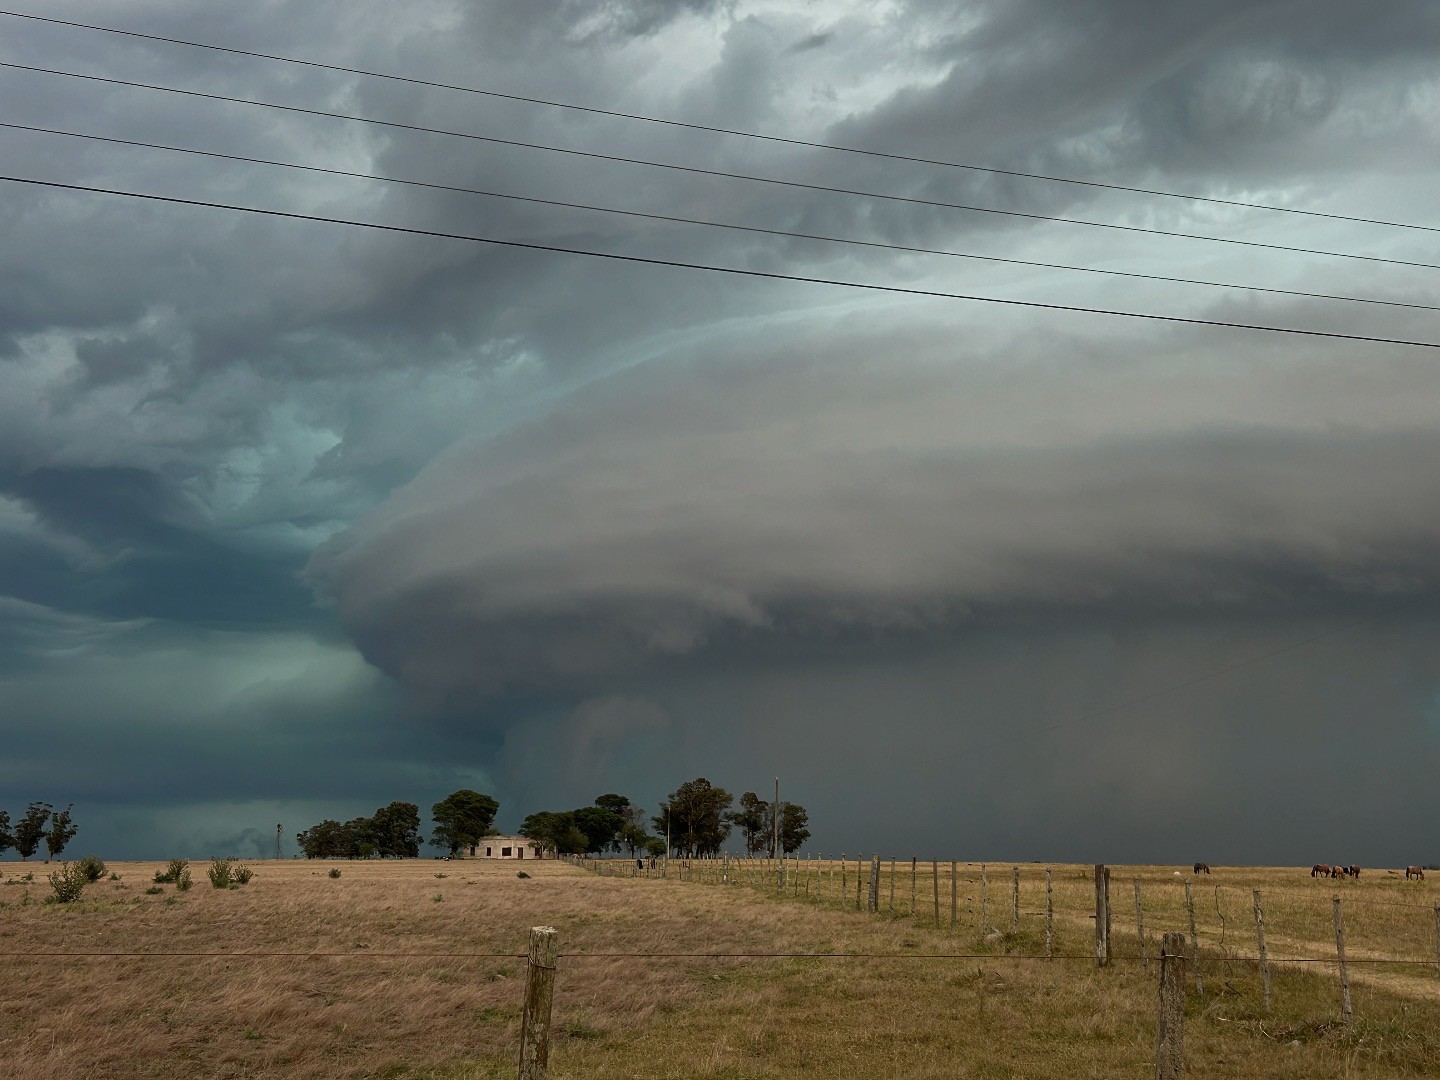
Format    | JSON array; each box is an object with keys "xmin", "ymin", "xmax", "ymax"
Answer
[
  {"xmin": 773, "ymin": 777, "xmax": 783, "ymax": 894},
  {"xmin": 274, "ymin": 823, "xmax": 283, "ymax": 861}
]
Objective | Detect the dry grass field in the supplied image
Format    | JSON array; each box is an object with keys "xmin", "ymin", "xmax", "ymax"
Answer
[{"xmin": 1, "ymin": 856, "xmax": 1437, "ymax": 1078}]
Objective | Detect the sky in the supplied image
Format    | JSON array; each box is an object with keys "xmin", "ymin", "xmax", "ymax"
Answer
[{"xmin": 2, "ymin": 0, "xmax": 1438, "ymax": 864}]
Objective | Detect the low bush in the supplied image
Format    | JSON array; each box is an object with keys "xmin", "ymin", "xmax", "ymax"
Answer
[
  {"xmin": 208, "ymin": 858, "xmax": 234, "ymax": 888},
  {"xmin": 329, "ymin": 867, "xmax": 342, "ymax": 879},
  {"xmin": 233, "ymin": 864, "xmax": 253, "ymax": 885},
  {"xmin": 77, "ymin": 855, "xmax": 107, "ymax": 882},
  {"xmin": 154, "ymin": 858, "xmax": 188, "ymax": 884},
  {"xmin": 175, "ymin": 867, "xmax": 193, "ymax": 891},
  {"xmin": 144, "ymin": 885, "xmax": 163, "ymax": 895},
  {"xmin": 47, "ymin": 863, "xmax": 88, "ymax": 904}
]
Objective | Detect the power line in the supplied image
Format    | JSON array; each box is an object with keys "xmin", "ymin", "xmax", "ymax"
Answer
[
  {"xmin": 6, "ymin": 173, "xmax": 1440, "ymax": 351},
  {"xmin": 8, "ymin": 120, "xmax": 1437, "ymax": 317},
  {"xmin": 6, "ymin": 61, "xmax": 1440, "ymax": 274},
  {"xmin": 3, "ymin": 7, "xmax": 1436, "ymax": 236}
]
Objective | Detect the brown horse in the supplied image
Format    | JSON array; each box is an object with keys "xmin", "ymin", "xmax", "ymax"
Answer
[
  {"xmin": 1348, "ymin": 865, "xmax": 1360, "ymax": 879},
  {"xmin": 1330, "ymin": 865, "xmax": 1345, "ymax": 879},
  {"xmin": 1311, "ymin": 863, "xmax": 1329, "ymax": 877},
  {"xmin": 1406, "ymin": 865, "xmax": 1425, "ymax": 880},
  {"xmin": 1193, "ymin": 862, "xmax": 1211, "ymax": 875}
]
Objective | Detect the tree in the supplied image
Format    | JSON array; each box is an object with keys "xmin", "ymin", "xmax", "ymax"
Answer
[
  {"xmin": 726, "ymin": 792, "xmax": 771, "ymax": 857},
  {"xmin": 44, "ymin": 804, "xmax": 78, "ymax": 862},
  {"xmin": 571, "ymin": 805, "xmax": 624, "ymax": 854},
  {"xmin": 14, "ymin": 802, "xmax": 50, "ymax": 861},
  {"xmin": 618, "ymin": 804, "xmax": 650, "ymax": 857},
  {"xmin": 430, "ymin": 789, "xmax": 500, "ymax": 857},
  {"xmin": 594, "ymin": 793, "xmax": 630, "ymax": 816},
  {"xmin": 779, "ymin": 802, "xmax": 810, "ymax": 855},
  {"xmin": 370, "ymin": 801, "xmax": 422, "ymax": 858},
  {"xmin": 653, "ymin": 778, "xmax": 733, "ymax": 857},
  {"xmin": 0, "ymin": 809, "xmax": 12, "ymax": 856},
  {"xmin": 518, "ymin": 810, "xmax": 577, "ymax": 855},
  {"xmin": 296, "ymin": 819, "xmax": 350, "ymax": 859}
]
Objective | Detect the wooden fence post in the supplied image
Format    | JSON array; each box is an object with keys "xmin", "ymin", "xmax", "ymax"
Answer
[
  {"xmin": 911, "ymin": 856, "xmax": 918, "ymax": 917},
  {"xmin": 933, "ymin": 860, "xmax": 941, "ymax": 928},
  {"xmin": 1155, "ymin": 931, "xmax": 1187, "ymax": 1080},
  {"xmin": 1134, "ymin": 880, "xmax": 1148, "ymax": 969},
  {"xmin": 1333, "ymin": 896, "xmax": 1352, "ymax": 1027},
  {"xmin": 1184, "ymin": 879, "xmax": 1203, "ymax": 995},
  {"xmin": 868, "ymin": 855, "xmax": 880, "ymax": 914},
  {"xmin": 1433, "ymin": 902, "xmax": 1440, "ymax": 978},
  {"xmin": 981, "ymin": 864, "xmax": 989, "ymax": 933},
  {"xmin": 841, "ymin": 854, "xmax": 846, "ymax": 905},
  {"xmin": 950, "ymin": 861, "xmax": 958, "ymax": 930},
  {"xmin": 889, "ymin": 858, "xmax": 895, "ymax": 913},
  {"xmin": 1011, "ymin": 867, "xmax": 1020, "ymax": 934},
  {"xmin": 1094, "ymin": 864, "xmax": 1110, "ymax": 967},
  {"xmin": 1252, "ymin": 889, "xmax": 1271, "ymax": 1013},
  {"xmin": 855, "ymin": 855, "xmax": 862, "ymax": 910},
  {"xmin": 1045, "ymin": 867, "xmax": 1053, "ymax": 957},
  {"xmin": 518, "ymin": 926, "xmax": 559, "ymax": 1080}
]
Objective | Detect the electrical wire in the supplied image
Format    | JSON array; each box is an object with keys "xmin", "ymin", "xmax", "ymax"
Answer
[
  {"xmin": 6, "ymin": 174, "xmax": 1440, "ymax": 350},
  {"xmin": 7, "ymin": 119, "xmax": 1437, "ymax": 316},
  {"xmin": 3, "ymin": 7, "xmax": 1436, "ymax": 235},
  {"xmin": 5, "ymin": 61, "xmax": 1440, "ymax": 273}
]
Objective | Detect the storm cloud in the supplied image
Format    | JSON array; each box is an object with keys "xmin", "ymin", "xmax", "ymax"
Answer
[{"xmin": 2, "ymin": 0, "xmax": 1438, "ymax": 861}]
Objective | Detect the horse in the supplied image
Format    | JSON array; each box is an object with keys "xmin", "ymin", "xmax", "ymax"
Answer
[
  {"xmin": 1348, "ymin": 865, "xmax": 1360, "ymax": 879},
  {"xmin": 1406, "ymin": 865, "xmax": 1425, "ymax": 881},
  {"xmin": 1311, "ymin": 863, "xmax": 1329, "ymax": 877},
  {"xmin": 1193, "ymin": 862, "xmax": 1211, "ymax": 875},
  {"xmin": 1330, "ymin": 865, "xmax": 1346, "ymax": 879}
]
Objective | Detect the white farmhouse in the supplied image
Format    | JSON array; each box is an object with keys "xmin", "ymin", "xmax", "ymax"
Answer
[{"xmin": 478, "ymin": 835, "xmax": 537, "ymax": 860}]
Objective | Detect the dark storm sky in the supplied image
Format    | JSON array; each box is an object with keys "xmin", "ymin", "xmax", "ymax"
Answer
[{"xmin": 2, "ymin": 0, "xmax": 1438, "ymax": 862}]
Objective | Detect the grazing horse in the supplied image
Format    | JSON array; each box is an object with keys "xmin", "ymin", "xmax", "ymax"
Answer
[
  {"xmin": 1193, "ymin": 862, "xmax": 1211, "ymax": 875},
  {"xmin": 1330, "ymin": 865, "xmax": 1346, "ymax": 879},
  {"xmin": 1406, "ymin": 866, "xmax": 1425, "ymax": 881},
  {"xmin": 1311, "ymin": 863, "xmax": 1329, "ymax": 877},
  {"xmin": 1348, "ymin": 865, "xmax": 1360, "ymax": 879}
]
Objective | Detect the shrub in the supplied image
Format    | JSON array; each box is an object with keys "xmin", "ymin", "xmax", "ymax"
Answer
[
  {"xmin": 47, "ymin": 863, "xmax": 88, "ymax": 904},
  {"xmin": 145, "ymin": 885, "xmax": 164, "ymax": 895},
  {"xmin": 208, "ymin": 858, "xmax": 233, "ymax": 888},
  {"xmin": 329, "ymin": 867, "xmax": 342, "ymax": 879},
  {"xmin": 77, "ymin": 855, "xmax": 107, "ymax": 883},
  {"xmin": 108, "ymin": 872, "xmax": 121, "ymax": 881},
  {"xmin": 516, "ymin": 871, "xmax": 531, "ymax": 879},
  {"xmin": 154, "ymin": 858, "xmax": 188, "ymax": 884},
  {"xmin": 175, "ymin": 867, "xmax": 193, "ymax": 891},
  {"xmin": 233, "ymin": 864, "xmax": 253, "ymax": 885}
]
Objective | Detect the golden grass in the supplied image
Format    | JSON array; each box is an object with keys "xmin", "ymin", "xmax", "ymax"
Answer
[{"xmin": 1, "ymin": 857, "xmax": 1436, "ymax": 1078}]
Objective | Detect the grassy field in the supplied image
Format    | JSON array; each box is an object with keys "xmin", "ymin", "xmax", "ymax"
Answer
[{"xmin": 1, "ymin": 856, "xmax": 1437, "ymax": 1077}]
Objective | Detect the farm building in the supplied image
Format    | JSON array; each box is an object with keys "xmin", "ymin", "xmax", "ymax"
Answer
[{"xmin": 477, "ymin": 836, "xmax": 536, "ymax": 860}]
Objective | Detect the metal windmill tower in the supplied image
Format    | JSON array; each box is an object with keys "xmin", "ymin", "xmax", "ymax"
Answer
[{"xmin": 274, "ymin": 823, "xmax": 283, "ymax": 861}]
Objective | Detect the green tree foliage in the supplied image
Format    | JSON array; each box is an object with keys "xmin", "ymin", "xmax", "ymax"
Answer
[
  {"xmin": 518, "ymin": 810, "xmax": 584, "ymax": 855},
  {"xmin": 724, "ymin": 793, "xmax": 811, "ymax": 855},
  {"xmin": 14, "ymin": 802, "xmax": 51, "ymax": 861},
  {"xmin": 296, "ymin": 803, "xmax": 427, "ymax": 859},
  {"xmin": 369, "ymin": 801, "xmax": 423, "ymax": 858},
  {"xmin": 572, "ymin": 805, "xmax": 624, "ymax": 854},
  {"xmin": 0, "ymin": 809, "xmax": 12, "ymax": 855},
  {"xmin": 430, "ymin": 790, "xmax": 500, "ymax": 856},
  {"xmin": 726, "ymin": 792, "xmax": 771, "ymax": 856},
  {"xmin": 779, "ymin": 802, "xmax": 810, "ymax": 854},
  {"xmin": 594, "ymin": 793, "xmax": 630, "ymax": 816},
  {"xmin": 653, "ymin": 778, "xmax": 733, "ymax": 857},
  {"xmin": 618, "ymin": 804, "xmax": 651, "ymax": 856},
  {"xmin": 44, "ymin": 804, "xmax": 78, "ymax": 863}
]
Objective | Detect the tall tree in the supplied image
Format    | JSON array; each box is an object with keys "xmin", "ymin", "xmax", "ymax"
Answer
[
  {"xmin": 594, "ymin": 793, "xmax": 630, "ymax": 816},
  {"xmin": 0, "ymin": 809, "xmax": 12, "ymax": 855},
  {"xmin": 296, "ymin": 819, "xmax": 349, "ymax": 859},
  {"xmin": 13, "ymin": 802, "xmax": 50, "ymax": 861},
  {"xmin": 430, "ymin": 790, "xmax": 500, "ymax": 856},
  {"xmin": 726, "ymin": 792, "xmax": 771, "ymax": 857},
  {"xmin": 44, "ymin": 804, "xmax": 78, "ymax": 863},
  {"xmin": 370, "ymin": 801, "xmax": 422, "ymax": 858},
  {"xmin": 519, "ymin": 810, "xmax": 583, "ymax": 855},
  {"xmin": 571, "ymin": 805, "xmax": 624, "ymax": 854},
  {"xmin": 779, "ymin": 802, "xmax": 810, "ymax": 855},
  {"xmin": 618, "ymin": 804, "xmax": 650, "ymax": 857},
  {"xmin": 653, "ymin": 778, "xmax": 733, "ymax": 857}
]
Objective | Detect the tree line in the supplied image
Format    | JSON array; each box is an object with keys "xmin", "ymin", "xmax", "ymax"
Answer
[
  {"xmin": 0, "ymin": 802, "xmax": 78, "ymax": 862},
  {"xmin": 519, "ymin": 779, "xmax": 809, "ymax": 859},
  {"xmin": 296, "ymin": 790, "xmax": 499, "ymax": 859}
]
